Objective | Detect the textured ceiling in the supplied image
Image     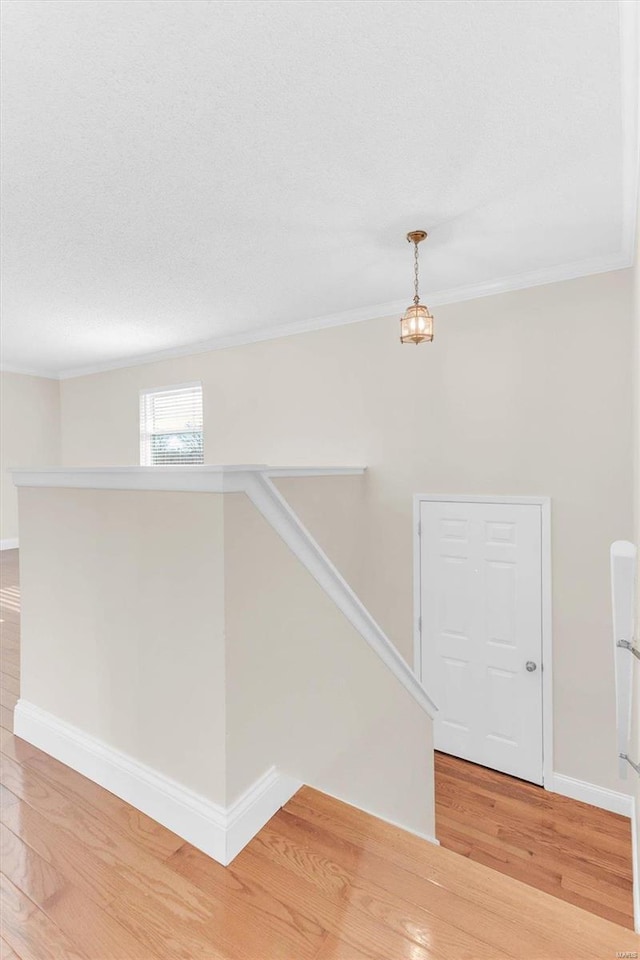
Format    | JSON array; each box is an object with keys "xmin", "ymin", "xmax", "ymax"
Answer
[{"xmin": 1, "ymin": 0, "xmax": 636, "ymax": 377}]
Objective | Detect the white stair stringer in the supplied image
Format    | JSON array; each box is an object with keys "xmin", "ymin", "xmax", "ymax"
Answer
[{"xmin": 244, "ymin": 471, "xmax": 437, "ymax": 719}]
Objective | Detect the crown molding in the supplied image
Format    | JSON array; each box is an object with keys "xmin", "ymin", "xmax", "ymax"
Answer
[
  {"xmin": 55, "ymin": 298, "xmax": 408, "ymax": 379},
  {"xmin": 46, "ymin": 250, "xmax": 630, "ymax": 380},
  {"xmin": 0, "ymin": 364, "xmax": 60, "ymax": 380}
]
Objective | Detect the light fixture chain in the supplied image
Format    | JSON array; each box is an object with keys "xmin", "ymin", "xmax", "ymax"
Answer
[{"xmin": 401, "ymin": 229, "xmax": 433, "ymax": 344}]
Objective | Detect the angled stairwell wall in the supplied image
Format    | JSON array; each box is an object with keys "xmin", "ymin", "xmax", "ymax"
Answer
[
  {"xmin": 13, "ymin": 468, "xmax": 436, "ymax": 864},
  {"xmin": 224, "ymin": 490, "xmax": 435, "ymax": 841}
]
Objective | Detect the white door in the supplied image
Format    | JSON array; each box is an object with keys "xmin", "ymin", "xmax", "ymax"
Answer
[{"xmin": 420, "ymin": 499, "xmax": 543, "ymax": 784}]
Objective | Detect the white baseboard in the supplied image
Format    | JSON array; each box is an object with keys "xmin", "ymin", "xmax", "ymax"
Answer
[
  {"xmin": 314, "ymin": 783, "xmax": 439, "ymax": 847},
  {"xmin": 13, "ymin": 700, "xmax": 302, "ymax": 865},
  {"xmin": 549, "ymin": 771, "xmax": 633, "ymax": 817},
  {"xmin": 0, "ymin": 538, "xmax": 18, "ymax": 551},
  {"xmin": 225, "ymin": 766, "xmax": 303, "ymax": 863}
]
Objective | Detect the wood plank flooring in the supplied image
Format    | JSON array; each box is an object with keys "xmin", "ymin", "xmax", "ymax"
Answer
[
  {"xmin": 1, "ymin": 547, "xmax": 639, "ymax": 958},
  {"xmin": 435, "ymin": 750, "xmax": 636, "ymax": 929}
]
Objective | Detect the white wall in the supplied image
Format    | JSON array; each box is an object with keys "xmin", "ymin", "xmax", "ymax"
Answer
[
  {"xmin": 224, "ymin": 492, "xmax": 434, "ymax": 837},
  {"xmin": 273, "ymin": 474, "xmax": 367, "ymax": 599},
  {"xmin": 0, "ymin": 372, "xmax": 60, "ymax": 544},
  {"xmin": 59, "ymin": 269, "xmax": 635, "ymax": 796},
  {"xmin": 18, "ymin": 487, "xmax": 228, "ymax": 801}
]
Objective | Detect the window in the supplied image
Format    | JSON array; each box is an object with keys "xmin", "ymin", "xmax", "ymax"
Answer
[{"xmin": 140, "ymin": 383, "xmax": 204, "ymax": 465}]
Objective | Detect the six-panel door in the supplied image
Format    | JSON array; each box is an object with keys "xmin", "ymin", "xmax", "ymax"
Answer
[{"xmin": 420, "ymin": 500, "xmax": 543, "ymax": 784}]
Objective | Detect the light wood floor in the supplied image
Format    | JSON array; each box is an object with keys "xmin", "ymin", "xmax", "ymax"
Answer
[
  {"xmin": 435, "ymin": 750, "xmax": 635, "ymax": 929},
  {"xmin": 1, "ymin": 548, "xmax": 639, "ymax": 959}
]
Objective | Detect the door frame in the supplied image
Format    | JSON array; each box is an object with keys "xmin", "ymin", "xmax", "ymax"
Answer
[{"xmin": 413, "ymin": 493, "xmax": 553, "ymax": 788}]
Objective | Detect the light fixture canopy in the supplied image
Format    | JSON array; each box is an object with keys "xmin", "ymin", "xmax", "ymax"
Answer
[{"xmin": 400, "ymin": 230, "xmax": 434, "ymax": 345}]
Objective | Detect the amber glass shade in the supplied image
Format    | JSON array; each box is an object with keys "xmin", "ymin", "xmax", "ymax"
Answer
[{"xmin": 400, "ymin": 302, "xmax": 434, "ymax": 344}]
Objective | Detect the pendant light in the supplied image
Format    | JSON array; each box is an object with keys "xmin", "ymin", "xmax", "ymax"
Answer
[{"xmin": 400, "ymin": 230, "xmax": 434, "ymax": 344}]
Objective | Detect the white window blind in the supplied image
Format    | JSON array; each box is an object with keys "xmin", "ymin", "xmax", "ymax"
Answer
[{"xmin": 140, "ymin": 383, "xmax": 204, "ymax": 466}]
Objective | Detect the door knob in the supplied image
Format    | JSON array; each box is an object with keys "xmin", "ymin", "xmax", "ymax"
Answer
[{"xmin": 526, "ymin": 661, "xmax": 537, "ymax": 672}]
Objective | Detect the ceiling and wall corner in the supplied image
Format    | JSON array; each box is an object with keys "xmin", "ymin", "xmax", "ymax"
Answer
[
  {"xmin": 0, "ymin": 0, "xmax": 638, "ymax": 379},
  {"xmin": 0, "ymin": 372, "xmax": 61, "ymax": 542}
]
